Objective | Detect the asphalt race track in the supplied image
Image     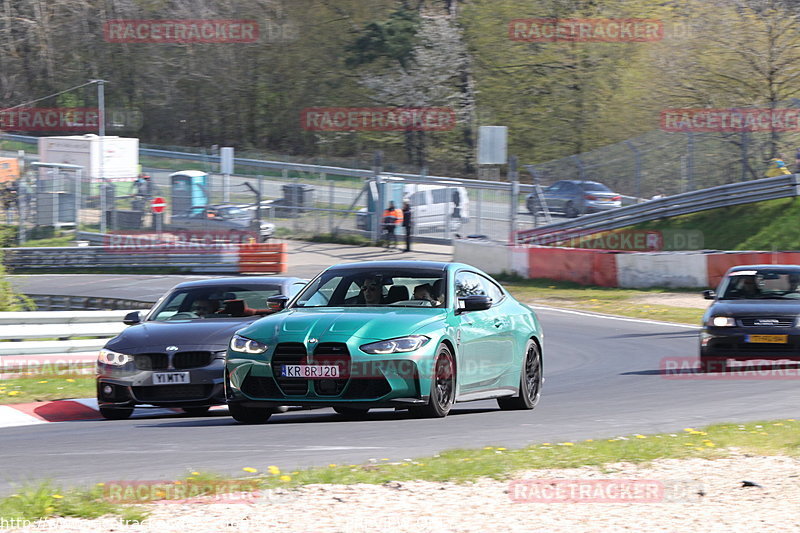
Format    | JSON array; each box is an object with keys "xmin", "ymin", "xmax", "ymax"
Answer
[{"xmin": 2, "ymin": 306, "xmax": 798, "ymax": 495}]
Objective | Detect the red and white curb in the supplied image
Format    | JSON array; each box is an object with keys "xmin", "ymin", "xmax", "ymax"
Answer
[{"xmin": 0, "ymin": 399, "xmax": 227, "ymax": 428}]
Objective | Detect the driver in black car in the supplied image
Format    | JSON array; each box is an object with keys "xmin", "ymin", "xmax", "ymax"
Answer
[
  {"xmin": 191, "ymin": 298, "xmax": 217, "ymax": 317},
  {"xmin": 739, "ymin": 276, "xmax": 760, "ymax": 298}
]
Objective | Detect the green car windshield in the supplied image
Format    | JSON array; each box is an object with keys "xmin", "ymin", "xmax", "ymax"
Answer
[{"xmin": 293, "ymin": 269, "xmax": 446, "ymax": 308}]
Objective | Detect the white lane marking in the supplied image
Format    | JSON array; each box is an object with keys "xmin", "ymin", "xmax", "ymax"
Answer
[
  {"xmin": 529, "ymin": 305, "xmax": 700, "ymax": 329},
  {"xmin": 0, "ymin": 406, "xmax": 46, "ymax": 428},
  {"xmin": 72, "ymin": 398, "xmax": 99, "ymax": 410}
]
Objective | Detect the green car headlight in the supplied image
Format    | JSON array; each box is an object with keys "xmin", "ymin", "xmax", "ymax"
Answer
[
  {"xmin": 360, "ymin": 335, "xmax": 430, "ymax": 354},
  {"xmin": 230, "ymin": 334, "xmax": 269, "ymax": 354},
  {"xmin": 98, "ymin": 349, "xmax": 133, "ymax": 366}
]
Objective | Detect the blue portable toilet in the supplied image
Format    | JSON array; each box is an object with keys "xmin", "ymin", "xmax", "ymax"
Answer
[
  {"xmin": 363, "ymin": 177, "xmax": 405, "ymax": 231},
  {"xmin": 170, "ymin": 171, "xmax": 208, "ymax": 214}
]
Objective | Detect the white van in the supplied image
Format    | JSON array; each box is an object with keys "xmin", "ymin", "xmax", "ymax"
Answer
[
  {"xmin": 404, "ymin": 184, "xmax": 469, "ymax": 231},
  {"xmin": 356, "ymin": 183, "xmax": 469, "ymax": 232}
]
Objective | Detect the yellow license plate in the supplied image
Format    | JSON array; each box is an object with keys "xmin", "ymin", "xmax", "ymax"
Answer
[{"xmin": 746, "ymin": 334, "xmax": 788, "ymax": 344}]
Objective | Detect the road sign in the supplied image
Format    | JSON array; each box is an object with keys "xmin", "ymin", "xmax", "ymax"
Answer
[{"xmin": 151, "ymin": 197, "xmax": 167, "ymax": 213}]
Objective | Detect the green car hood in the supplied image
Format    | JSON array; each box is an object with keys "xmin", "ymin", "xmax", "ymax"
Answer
[{"xmin": 236, "ymin": 307, "xmax": 445, "ymax": 342}]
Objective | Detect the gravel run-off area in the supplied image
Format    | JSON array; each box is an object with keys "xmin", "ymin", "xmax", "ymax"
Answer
[{"xmin": 8, "ymin": 453, "xmax": 800, "ymax": 533}]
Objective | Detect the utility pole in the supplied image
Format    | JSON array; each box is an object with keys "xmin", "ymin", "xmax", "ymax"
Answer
[{"xmin": 92, "ymin": 79, "xmax": 109, "ymax": 233}]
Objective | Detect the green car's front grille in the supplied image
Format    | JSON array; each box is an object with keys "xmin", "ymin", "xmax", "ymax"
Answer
[{"xmin": 271, "ymin": 342, "xmax": 309, "ymax": 395}]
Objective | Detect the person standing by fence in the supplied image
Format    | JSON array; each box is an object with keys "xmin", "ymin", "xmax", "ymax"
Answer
[
  {"xmin": 382, "ymin": 201, "xmax": 403, "ymax": 249},
  {"xmin": 402, "ymin": 200, "xmax": 412, "ymax": 252}
]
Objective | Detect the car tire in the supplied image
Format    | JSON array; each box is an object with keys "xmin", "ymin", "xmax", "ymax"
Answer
[
  {"xmin": 99, "ymin": 407, "xmax": 134, "ymax": 420},
  {"xmin": 228, "ymin": 403, "xmax": 273, "ymax": 424},
  {"xmin": 182, "ymin": 406, "xmax": 211, "ymax": 417},
  {"xmin": 565, "ymin": 202, "xmax": 579, "ymax": 218},
  {"xmin": 410, "ymin": 345, "xmax": 456, "ymax": 419},
  {"xmin": 498, "ymin": 339, "xmax": 542, "ymax": 411},
  {"xmin": 333, "ymin": 406, "xmax": 370, "ymax": 418}
]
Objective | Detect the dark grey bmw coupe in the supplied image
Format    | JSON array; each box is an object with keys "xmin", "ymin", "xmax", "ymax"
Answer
[{"xmin": 96, "ymin": 276, "xmax": 306, "ymax": 419}]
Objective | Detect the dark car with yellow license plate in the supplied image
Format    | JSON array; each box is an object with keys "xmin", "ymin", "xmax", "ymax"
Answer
[
  {"xmin": 96, "ymin": 277, "xmax": 306, "ymax": 419},
  {"xmin": 224, "ymin": 261, "xmax": 544, "ymax": 424},
  {"xmin": 700, "ymin": 265, "xmax": 800, "ymax": 372}
]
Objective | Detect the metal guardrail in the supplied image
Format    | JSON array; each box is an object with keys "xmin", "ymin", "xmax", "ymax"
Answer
[
  {"xmin": 3, "ymin": 132, "xmax": 535, "ymax": 193},
  {"xmin": 30, "ymin": 294, "xmax": 153, "ymax": 311},
  {"xmin": 3, "ymin": 246, "xmax": 239, "ymax": 273},
  {"xmin": 0, "ymin": 310, "xmax": 130, "ymax": 355},
  {"xmin": 514, "ymin": 174, "xmax": 800, "ymax": 244}
]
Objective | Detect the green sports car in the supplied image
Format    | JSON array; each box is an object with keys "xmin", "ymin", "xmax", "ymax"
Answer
[{"xmin": 225, "ymin": 261, "xmax": 543, "ymax": 423}]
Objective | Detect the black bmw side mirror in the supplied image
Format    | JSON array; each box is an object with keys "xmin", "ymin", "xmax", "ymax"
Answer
[
  {"xmin": 702, "ymin": 290, "xmax": 716, "ymax": 300},
  {"xmin": 267, "ymin": 295, "xmax": 290, "ymax": 312},
  {"xmin": 456, "ymin": 295, "xmax": 492, "ymax": 314},
  {"xmin": 123, "ymin": 311, "xmax": 142, "ymax": 325}
]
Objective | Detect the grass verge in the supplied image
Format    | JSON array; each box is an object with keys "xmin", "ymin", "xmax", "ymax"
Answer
[
  {"xmin": 499, "ymin": 278, "xmax": 705, "ymax": 325},
  {"xmin": 0, "ymin": 372, "xmax": 94, "ymax": 404},
  {"xmin": 1, "ymin": 419, "xmax": 796, "ymax": 521}
]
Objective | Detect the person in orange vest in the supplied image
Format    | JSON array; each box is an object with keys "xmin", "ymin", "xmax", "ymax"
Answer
[{"xmin": 382, "ymin": 201, "xmax": 403, "ymax": 248}]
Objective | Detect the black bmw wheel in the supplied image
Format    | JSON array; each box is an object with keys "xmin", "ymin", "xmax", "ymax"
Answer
[
  {"xmin": 498, "ymin": 339, "xmax": 542, "ymax": 411},
  {"xmin": 99, "ymin": 407, "xmax": 134, "ymax": 420},
  {"xmin": 228, "ymin": 403, "xmax": 273, "ymax": 424},
  {"xmin": 410, "ymin": 345, "xmax": 455, "ymax": 418}
]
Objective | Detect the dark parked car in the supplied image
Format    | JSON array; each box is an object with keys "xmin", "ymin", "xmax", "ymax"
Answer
[
  {"xmin": 526, "ymin": 180, "xmax": 622, "ymax": 218},
  {"xmin": 96, "ymin": 277, "xmax": 306, "ymax": 419},
  {"xmin": 169, "ymin": 204, "xmax": 275, "ymax": 240},
  {"xmin": 701, "ymin": 265, "xmax": 800, "ymax": 372}
]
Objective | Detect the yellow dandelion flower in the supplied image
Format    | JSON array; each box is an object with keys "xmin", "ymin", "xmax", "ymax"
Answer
[
  {"xmin": 585, "ymin": 439, "xmax": 594, "ymax": 442},
  {"xmin": 787, "ymin": 419, "xmax": 796, "ymax": 422},
  {"xmin": 243, "ymin": 467, "xmax": 258, "ymax": 474},
  {"xmin": 773, "ymin": 423, "xmax": 784, "ymax": 426},
  {"xmin": 52, "ymin": 494, "xmax": 63, "ymax": 499},
  {"xmin": 7, "ymin": 391, "xmax": 19, "ymax": 396},
  {"xmin": 695, "ymin": 447, "xmax": 704, "ymax": 451},
  {"xmin": 483, "ymin": 446, "xmax": 493, "ymax": 450},
  {"xmin": 65, "ymin": 379, "xmax": 75, "ymax": 383},
  {"xmin": 560, "ymin": 442, "xmax": 574, "ymax": 446},
  {"xmin": 191, "ymin": 471, "xmax": 200, "ymax": 476},
  {"xmin": 497, "ymin": 447, "xmax": 507, "ymax": 451},
  {"xmin": 267, "ymin": 466, "xmax": 280, "ymax": 475},
  {"xmin": 705, "ymin": 442, "xmax": 715, "ymax": 447},
  {"xmin": 683, "ymin": 428, "xmax": 695, "ymax": 432},
  {"xmin": 38, "ymin": 380, "xmax": 48, "ymax": 384},
  {"xmin": 279, "ymin": 475, "xmax": 291, "ymax": 482},
  {"xmin": 541, "ymin": 443, "xmax": 551, "ymax": 446},
  {"xmin": 635, "ymin": 435, "xmax": 646, "ymax": 439},
  {"xmin": 328, "ymin": 464, "xmax": 337, "ymax": 468},
  {"xmin": 96, "ymin": 483, "xmax": 105, "ymax": 487}
]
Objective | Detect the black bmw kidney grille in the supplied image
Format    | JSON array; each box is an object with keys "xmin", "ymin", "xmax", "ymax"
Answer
[
  {"xmin": 739, "ymin": 317, "xmax": 794, "ymax": 327},
  {"xmin": 271, "ymin": 342, "xmax": 309, "ymax": 395},
  {"xmin": 311, "ymin": 343, "xmax": 350, "ymax": 396},
  {"xmin": 134, "ymin": 353, "xmax": 169, "ymax": 370},
  {"xmin": 173, "ymin": 351, "xmax": 213, "ymax": 369}
]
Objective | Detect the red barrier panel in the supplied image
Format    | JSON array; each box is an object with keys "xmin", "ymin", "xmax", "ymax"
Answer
[
  {"xmin": 706, "ymin": 252, "xmax": 788, "ymax": 287},
  {"xmin": 528, "ymin": 246, "xmax": 619, "ymax": 287}
]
